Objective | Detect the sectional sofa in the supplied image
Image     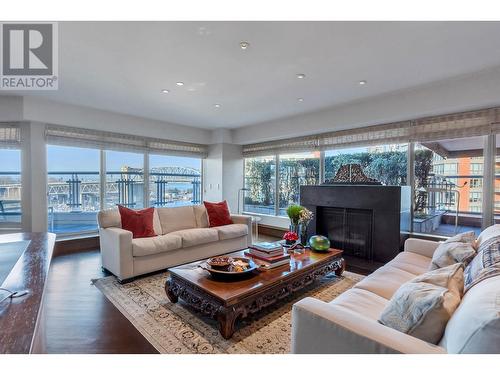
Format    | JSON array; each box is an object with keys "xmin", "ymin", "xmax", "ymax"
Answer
[
  {"xmin": 98, "ymin": 205, "xmax": 252, "ymax": 282},
  {"xmin": 291, "ymin": 225, "xmax": 500, "ymax": 354}
]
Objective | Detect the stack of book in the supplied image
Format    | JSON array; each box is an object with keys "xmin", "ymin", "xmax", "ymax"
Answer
[{"xmin": 245, "ymin": 242, "xmax": 291, "ymax": 269}]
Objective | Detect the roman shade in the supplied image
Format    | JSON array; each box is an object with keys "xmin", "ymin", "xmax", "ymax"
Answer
[
  {"xmin": 45, "ymin": 124, "xmax": 208, "ymax": 157},
  {"xmin": 243, "ymin": 107, "xmax": 500, "ymax": 157},
  {"xmin": 0, "ymin": 123, "xmax": 21, "ymax": 149}
]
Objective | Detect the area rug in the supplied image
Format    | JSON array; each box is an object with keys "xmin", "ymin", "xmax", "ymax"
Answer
[{"xmin": 93, "ymin": 270, "xmax": 363, "ymax": 354}]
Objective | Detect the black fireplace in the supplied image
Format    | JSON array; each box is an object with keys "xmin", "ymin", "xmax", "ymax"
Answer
[{"xmin": 301, "ymin": 184, "xmax": 410, "ymax": 270}]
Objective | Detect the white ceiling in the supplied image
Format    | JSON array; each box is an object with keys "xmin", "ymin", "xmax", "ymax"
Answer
[{"xmin": 6, "ymin": 21, "xmax": 500, "ymax": 130}]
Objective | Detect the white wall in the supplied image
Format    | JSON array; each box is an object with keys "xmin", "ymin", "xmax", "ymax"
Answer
[{"xmin": 232, "ymin": 65, "xmax": 500, "ymax": 144}]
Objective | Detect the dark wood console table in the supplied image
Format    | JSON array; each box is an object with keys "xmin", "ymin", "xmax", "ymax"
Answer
[{"xmin": 0, "ymin": 232, "xmax": 56, "ymax": 354}]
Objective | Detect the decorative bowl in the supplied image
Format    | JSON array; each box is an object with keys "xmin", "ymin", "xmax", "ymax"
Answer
[
  {"xmin": 200, "ymin": 257, "xmax": 258, "ymax": 280},
  {"xmin": 207, "ymin": 256, "xmax": 233, "ymax": 270},
  {"xmin": 308, "ymin": 235, "xmax": 330, "ymax": 252}
]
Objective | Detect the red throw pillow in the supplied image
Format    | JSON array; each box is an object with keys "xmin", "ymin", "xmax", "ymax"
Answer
[
  {"xmin": 118, "ymin": 205, "xmax": 157, "ymax": 239},
  {"xmin": 203, "ymin": 200, "xmax": 233, "ymax": 227}
]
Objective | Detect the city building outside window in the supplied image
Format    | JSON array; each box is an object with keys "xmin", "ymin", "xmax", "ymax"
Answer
[
  {"xmin": 0, "ymin": 148, "xmax": 22, "ymax": 232},
  {"xmin": 105, "ymin": 150, "xmax": 144, "ymax": 209}
]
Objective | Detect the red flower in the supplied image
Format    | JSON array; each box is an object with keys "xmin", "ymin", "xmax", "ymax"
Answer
[{"xmin": 283, "ymin": 231, "xmax": 299, "ymax": 241}]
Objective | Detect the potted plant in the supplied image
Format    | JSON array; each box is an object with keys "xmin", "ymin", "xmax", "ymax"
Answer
[{"xmin": 286, "ymin": 204, "xmax": 303, "ymax": 234}]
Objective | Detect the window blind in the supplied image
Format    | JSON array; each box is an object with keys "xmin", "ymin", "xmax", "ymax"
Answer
[
  {"xmin": 45, "ymin": 125, "xmax": 208, "ymax": 157},
  {"xmin": 242, "ymin": 107, "xmax": 500, "ymax": 157},
  {"xmin": 0, "ymin": 123, "xmax": 21, "ymax": 149}
]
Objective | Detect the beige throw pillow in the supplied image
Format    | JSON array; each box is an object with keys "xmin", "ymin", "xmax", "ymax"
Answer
[
  {"xmin": 443, "ymin": 231, "xmax": 476, "ymax": 245},
  {"xmin": 379, "ymin": 263, "xmax": 464, "ymax": 344},
  {"xmin": 429, "ymin": 242, "xmax": 476, "ymax": 270}
]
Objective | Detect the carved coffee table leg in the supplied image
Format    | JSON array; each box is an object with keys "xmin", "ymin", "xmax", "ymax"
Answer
[
  {"xmin": 165, "ymin": 279, "xmax": 178, "ymax": 303},
  {"xmin": 217, "ymin": 306, "xmax": 238, "ymax": 339},
  {"xmin": 334, "ymin": 258, "xmax": 346, "ymax": 276}
]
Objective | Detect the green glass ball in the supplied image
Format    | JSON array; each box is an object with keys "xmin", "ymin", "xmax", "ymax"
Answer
[{"xmin": 308, "ymin": 235, "xmax": 330, "ymax": 251}]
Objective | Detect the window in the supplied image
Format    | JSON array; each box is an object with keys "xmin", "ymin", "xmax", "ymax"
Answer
[
  {"xmin": 325, "ymin": 144, "xmax": 408, "ymax": 185},
  {"xmin": 105, "ymin": 150, "xmax": 144, "ymax": 209},
  {"xmin": 413, "ymin": 137, "xmax": 485, "ymax": 237},
  {"xmin": 0, "ymin": 149, "xmax": 22, "ymax": 231},
  {"xmin": 470, "ymin": 163, "xmax": 483, "ymax": 174},
  {"xmin": 47, "ymin": 145, "xmax": 101, "ymax": 235},
  {"xmin": 244, "ymin": 156, "xmax": 276, "ymax": 215},
  {"xmin": 149, "ymin": 154, "xmax": 202, "ymax": 207},
  {"xmin": 278, "ymin": 152, "xmax": 320, "ymax": 216}
]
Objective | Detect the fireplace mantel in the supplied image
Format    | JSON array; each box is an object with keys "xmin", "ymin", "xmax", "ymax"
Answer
[{"xmin": 300, "ymin": 184, "xmax": 410, "ymax": 265}]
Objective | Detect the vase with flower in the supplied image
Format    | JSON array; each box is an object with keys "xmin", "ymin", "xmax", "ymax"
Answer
[{"xmin": 298, "ymin": 208, "xmax": 314, "ymax": 245}]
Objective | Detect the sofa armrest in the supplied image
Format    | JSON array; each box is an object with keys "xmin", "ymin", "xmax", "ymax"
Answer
[
  {"xmin": 404, "ymin": 238, "xmax": 441, "ymax": 258},
  {"xmin": 99, "ymin": 227, "xmax": 134, "ymax": 281},
  {"xmin": 291, "ymin": 297, "xmax": 446, "ymax": 354},
  {"xmin": 231, "ymin": 214, "xmax": 253, "ymax": 246}
]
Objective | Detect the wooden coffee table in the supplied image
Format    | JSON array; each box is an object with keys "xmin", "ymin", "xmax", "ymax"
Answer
[{"xmin": 165, "ymin": 248, "xmax": 344, "ymax": 339}]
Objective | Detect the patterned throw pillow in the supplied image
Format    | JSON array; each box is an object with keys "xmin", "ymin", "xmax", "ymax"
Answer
[
  {"xmin": 379, "ymin": 263, "xmax": 464, "ymax": 344},
  {"xmin": 429, "ymin": 242, "xmax": 476, "ymax": 271},
  {"xmin": 443, "ymin": 231, "xmax": 476, "ymax": 245},
  {"xmin": 464, "ymin": 235, "xmax": 500, "ymax": 292}
]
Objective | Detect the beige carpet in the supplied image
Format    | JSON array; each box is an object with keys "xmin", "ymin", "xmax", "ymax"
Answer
[{"xmin": 93, "ymin": 270, "xmax": 363, "ymax": 354}]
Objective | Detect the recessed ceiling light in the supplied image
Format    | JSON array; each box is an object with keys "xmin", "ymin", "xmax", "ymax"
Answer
[
  {"xmin": 297, "ymin": 98, "xmax": 304, "ymax": 102},
  {"xmin": 214, "ymin": 104, "xmax": 221, "ymax": 108},
  {"xmin": 161, "ymin": 89, "xmax": 170, "ymax": 94},
  {"xmin": 176, "ymin": 82, "xmax": 184, "ymax": 86},
  {"xmin": 240, "ymin": 41, "xmax": 250, "ymax": 50},
  {"xmin": 297, "ymin": 73, "xmax": 306, "ymax": 79},
  {"xmin": 359, "ymin": 80, "xmax": 367, "ymax": 85}
]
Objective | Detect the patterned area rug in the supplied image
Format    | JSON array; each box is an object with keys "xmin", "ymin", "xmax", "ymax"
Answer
[{"xmin": 93, "ymin": 271, "xmax": 363, "ymax": 354}]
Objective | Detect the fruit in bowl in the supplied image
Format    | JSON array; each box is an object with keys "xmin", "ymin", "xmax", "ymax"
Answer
[{"xmin": 308, "ymin": 235, "xmax": 330, "ymax": 252}]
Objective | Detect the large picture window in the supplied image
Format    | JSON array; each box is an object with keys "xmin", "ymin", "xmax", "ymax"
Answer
[
  {"xmin": 324, "ymin": 144, "xmax": 408, "ymax": 185},
  {"xmin": 105, "ymin": 150, "xmax": 144, "ymax": 209},
  {"xmin": 47, "ymin": 145, "xmax": 101, "ymax": 235},
  {"xmin": 278, "ymin": 152, "xmax": 320, "ymax": 216},
  {"xmin": 149, "ymin": 154, "xmax": 202, "ymax": 207},
  {"xmin": 0, "ymin": 149, "xmax": 22, "ymax": 231},
  {"xmin": 244, "ymin": 156, "xmax": 276, "ymax": 215}
]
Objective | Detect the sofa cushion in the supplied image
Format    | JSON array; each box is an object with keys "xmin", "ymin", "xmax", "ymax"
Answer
[
  {"xmin": 389, "ymin": 251, "xmax": 432, "ymax": 275},
  {"xmin": 132, "ymin": 234, "xmax": 182, "ymax": 257},
  {"xmin": 169, "ymin": 228, "xmax": 219, "ymax": 248},
  {"xmin": 157, "ymin": 206, "xmax": 197, "ymax": 234},
  {"xmin": 214, "ymin": 224, "xmax": 248, "ymax": 241},
  {"xmin": 379, "ymin": 263, "xmax": 464, "ymax": 344},
  {"xmin": 440, "ymin": 275, "xmax": 500, "ymax": 353},
  {"xmin": 329, "ymin": 288, "xmax": 389, "ymax": 321},
  {"xmin": 193, "ymin": 205, "xmax": 209, "ymax": 228},
  {"xmin": 428, "ymin": 241, "xmax": 476, "ymax": 270},
  {"xmin": 354, "ymin": 265, "xmax": 417, "ymax": 300}
]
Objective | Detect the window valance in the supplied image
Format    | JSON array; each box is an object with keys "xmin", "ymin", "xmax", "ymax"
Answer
[
  {"xmin": 242, "ymin": 107, "xmax": 500, "ymax": 157},
  {"xmin": 45, "ymin": 125, "xmax": 208, "ymax": 157},
  {"xmin": 0, "ymin": 123, "xmax": 21, "ymax": 149}
]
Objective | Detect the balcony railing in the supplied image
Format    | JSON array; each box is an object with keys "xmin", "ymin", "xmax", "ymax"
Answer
[{"xmin": 1, "ymin": 170, "xmax": 201, "ymax": 234}]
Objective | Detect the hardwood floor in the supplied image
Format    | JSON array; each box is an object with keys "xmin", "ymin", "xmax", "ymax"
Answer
[{"xmin": 42, "ymin": 249, "xmax": 157, "ymax": 354}]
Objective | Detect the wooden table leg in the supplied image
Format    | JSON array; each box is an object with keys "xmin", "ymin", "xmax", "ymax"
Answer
[
  {"xmin": 217, "ymin": 307, "xmax": 238, "ymax": 339},
  {"xmin": 165, "ymin": 279, "xmax": 178, "ymax": 303},
  {"xmin": 334, "ymin": 258, "xmax": 346, "ymax": 276}
]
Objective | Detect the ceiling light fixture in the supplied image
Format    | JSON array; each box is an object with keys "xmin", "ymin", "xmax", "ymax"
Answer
[
  {"xmin": 297, "ymin": 98, "xmax": 304, "ymax": 102},
  {"xmin": 359, "ymin": 80, "xmax": 367, "ymax": 85},
  {"xmin": 161, "ymin": 89, "xmax": 170, "ymax": 94},
  {"xmin": 297, "ymin": 73, "xmax": 306, "ymax": 79},
  {"xmin": 176, "ymin": 82, "xmax": 184, "ymax": 86},
  {"xmin": 214, "ymin": 104, "xmax": 221, "ymax": 108},
  {"xmin": 240, "ymin": 41, "xmax": 250, "ymax": 50}
]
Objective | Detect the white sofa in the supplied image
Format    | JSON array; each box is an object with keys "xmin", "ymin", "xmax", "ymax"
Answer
[
  {"xmin": 291, "ymin": 226, "xmax": 500, "ymax": 354},
  {"xmin": 98, "ymin": 205, "xmax": 252, "ymax": 282}
]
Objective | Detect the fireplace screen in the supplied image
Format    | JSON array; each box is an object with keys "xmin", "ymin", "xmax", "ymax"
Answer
[{"xmin": 317, "ymin": 206, "xmax": 373, "ymax": 260}]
